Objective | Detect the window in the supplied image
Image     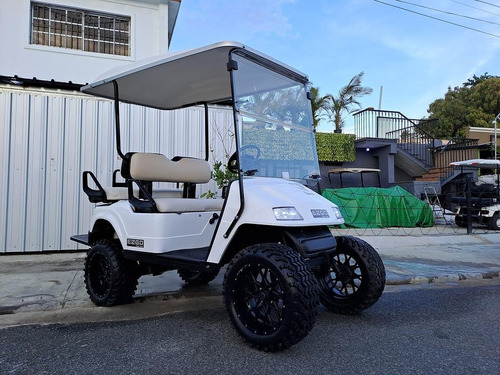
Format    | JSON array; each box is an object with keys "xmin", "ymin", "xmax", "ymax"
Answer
[{"xmin": 31, "ymin": 2, "xmax": 130, "ymax": 56}]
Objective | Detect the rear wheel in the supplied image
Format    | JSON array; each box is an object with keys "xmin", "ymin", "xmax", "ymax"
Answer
[
  {"xmin": 315, "ymin": 236, "xmax": 385, "ymax": 315},
  {"xmin": 455, "ymin": 215, "xmax": 467, "ymax": 228},
  {"xmin": 223, "ymin": 243, "xmax": 319, "ymax": 352},
  {"xmin": 177, "ymin": 268, "xmax": 219, "ymax": 286},
  {"xmin": 488, "ymin": 213, "xmax": 500, "ymax": 230},
  {"xmin": 84, "ymin": 239, "xmax": 139, "ymax": 306}
]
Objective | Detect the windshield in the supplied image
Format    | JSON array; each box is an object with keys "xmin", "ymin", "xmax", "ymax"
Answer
[{"xmin": 231, "ymin": 52, "xmax": 319, "ymax": 181}]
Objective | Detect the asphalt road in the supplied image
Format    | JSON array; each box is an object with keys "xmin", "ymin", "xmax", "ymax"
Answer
[{"xmin": 1, "ymin": 279, "xmax": 499, "ymax": 375}]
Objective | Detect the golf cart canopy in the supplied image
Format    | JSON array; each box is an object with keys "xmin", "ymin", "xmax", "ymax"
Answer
[
  {"xmin": 81, "ymin": 41, "xmax": 309, "ymax": 110},
  {"xmin": 450, "ymin": 159, "xmax": 500, "ymax": 169}
]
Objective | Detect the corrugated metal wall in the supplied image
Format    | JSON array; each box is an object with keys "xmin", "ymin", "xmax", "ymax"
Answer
[{"xmin": 0, "ymin": 86, "xmax": 233, "ymax": 253}]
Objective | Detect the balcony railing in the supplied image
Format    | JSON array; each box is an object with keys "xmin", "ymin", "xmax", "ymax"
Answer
[{"xmin": 354, "ymin": 109, "xmax": 437, "ymax": 168}]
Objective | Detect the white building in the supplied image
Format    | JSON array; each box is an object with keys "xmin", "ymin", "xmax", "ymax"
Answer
[
  {"xmin": 1, "ymin": 0, "xmax": 181, "ymax": 83},
  {"xmin": 0, "ymin": 0, "xmax": 232, "ymax": 253}
]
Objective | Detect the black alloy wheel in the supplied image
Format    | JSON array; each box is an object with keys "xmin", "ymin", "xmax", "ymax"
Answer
[
  {"xmin": 315, "ymin": 236, "xmax": 385, "ymax": 315},
  {"xmin": 223, "ymin": 243, "xmax": 319, "ymax": 352},
  {"xmin": 84, "ymin": 239, "xmax": 139, "ymax": 307}
]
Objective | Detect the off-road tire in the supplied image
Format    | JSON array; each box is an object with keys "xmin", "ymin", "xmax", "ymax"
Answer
[
  {"xmin": 84, "ymin": 239, "xmax": 139, "ymax": 306},
  {"xmin": 177, "ymin": 268, "xmax": 219, "ymax": 286},
  {"xmin": 223, "ymin": 243, "xmax": 319, "ymax": 352},
  {"xmin": 488, "ymin": 213, "xmax": 500, "ymax": 230},
  {"xmin": 315, "ymin": 236, "xmax": 385, "ymax": 315}
]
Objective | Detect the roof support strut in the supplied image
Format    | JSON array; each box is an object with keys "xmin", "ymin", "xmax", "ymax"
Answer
[
  {"xmin": 204, "ymin": 103, "xmax": 209, "ymax": 161},
  {"xmin": 224, "ymin": 51, "xmax": 244, "ymax": 238},
  {"xmin": 113, "ymin": 80, "xmax": 125, "ymax": 160}
]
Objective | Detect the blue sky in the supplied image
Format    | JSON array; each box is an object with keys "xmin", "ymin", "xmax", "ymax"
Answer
[{"xmin": 169, "ymin": 0, "xmax": 500, "ymax": 133}]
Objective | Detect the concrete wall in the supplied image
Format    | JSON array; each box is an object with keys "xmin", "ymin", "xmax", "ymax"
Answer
[
  {"xmin": 319, "ymin": 139, "xmax": 428, "ymax": 195},
  {"xmin": 0, "ymin": 0, "xmax": 170, "ymax": 83}
]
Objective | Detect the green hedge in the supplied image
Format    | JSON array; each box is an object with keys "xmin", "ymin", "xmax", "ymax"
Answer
[
  {"xmin": 315, "ymin": 132, "xmax": 356, "ymax": 162},
  {"xmin": 241, "ymin": 129, "xmax": 355, "ymax": 162}
]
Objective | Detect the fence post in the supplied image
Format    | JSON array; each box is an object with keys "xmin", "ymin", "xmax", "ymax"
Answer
[{"xmin": 466, "ymin": 175, "xmax": 472, "ymax": 234}]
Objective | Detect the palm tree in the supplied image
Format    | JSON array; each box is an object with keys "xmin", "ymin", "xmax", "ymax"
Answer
[
  {"xmin": 309, "ymin": 86, "xmax": 330, "ymax": 131},
  {"xmin": 327, "ymin": 72, "xmax": 372, "ymax": 133}
]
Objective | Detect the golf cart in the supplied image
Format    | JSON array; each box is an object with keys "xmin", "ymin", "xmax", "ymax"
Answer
[
  {"xmin": 71, "ymin": 42, "xmax": 385, "ymax": 351},
  {"xmin": 450, "ymin": 159, "xmax": 500, "ymax": 230}
]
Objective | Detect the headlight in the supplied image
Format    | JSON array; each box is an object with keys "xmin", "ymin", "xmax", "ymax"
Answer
[
  {"xmin": 331, "ymin": 207, "xmax": 344, "ymax": 220},
  {"xmin": 273, "ymin": 207, "xmax": 303, "ymax": 221}
]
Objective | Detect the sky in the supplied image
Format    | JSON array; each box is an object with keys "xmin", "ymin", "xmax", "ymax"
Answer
[{"xmin": 169, "ymin": 0, "xmax": 500, "ymax": 133}]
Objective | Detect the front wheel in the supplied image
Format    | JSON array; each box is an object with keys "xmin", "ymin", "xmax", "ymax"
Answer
[
  {"xmin": 223, "ymin": 243, "xmax": 319, "ymax": 352},
  {"xmin": 315, "ymin": 236, "xmax": 385, "ymax": 315},
  {"xmin": 84, "ymin": 239, "xmax": 139, "ymax": 306}
]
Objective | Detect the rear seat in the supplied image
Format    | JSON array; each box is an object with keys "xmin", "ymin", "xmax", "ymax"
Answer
[
  {"xmin": 125, "ymin": 153, "xmax": 223, "ymax": 213},
  {"xmin": 83, "ymin": 166, "xmax": 184, "ymax": 204},
  {"xmin": 83, "ymin": 170, "xmax": 130, "ymax": 203}
]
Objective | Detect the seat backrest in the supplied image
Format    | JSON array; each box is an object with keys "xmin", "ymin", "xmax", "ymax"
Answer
[{"xmin": 124, "ymin": 153, "xmax": 211, "ymax": 183}]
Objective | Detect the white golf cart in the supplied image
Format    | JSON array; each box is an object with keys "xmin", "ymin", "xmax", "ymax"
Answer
[
  {"xmin": 450, "ymin": 159, "xmax": 500, "ymax": 230},
  {"xmin": 71, "ymin": 42, "xmax": 385, "ymax": 351}
]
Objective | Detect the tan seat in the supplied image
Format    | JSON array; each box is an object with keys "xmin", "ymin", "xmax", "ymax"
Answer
[
  {"xmin": 126, "ymin": 153, "xmax": 222, "ymax": 213},
  {"xmin": 129, "ymin": 153, "xmax": 211, "ymax": 183}
]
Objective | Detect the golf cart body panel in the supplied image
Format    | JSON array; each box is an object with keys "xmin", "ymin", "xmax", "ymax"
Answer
[
  {"xmin": 85, "ymin": 176, "xmax": 343, "ymax": 262},
  {"xmin": 207, "ymin": 177, "xmax": 344, "ymax": 264},
  {"xmin": 89, "ymin": 201, "xmax": 220, "ymax": 254}
]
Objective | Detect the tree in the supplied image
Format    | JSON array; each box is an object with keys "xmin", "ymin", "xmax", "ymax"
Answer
[
  {"xmin": 463, "ymin": 72, "xmax": 498, "ymax": 87},
  {"xmin": 426, "ymin": 74, "xmax": 500, "ymax": 138},
  {"xmin": 325, "ymin": 72, "xmax": 372, "ymax": 133},
  {"xmin": 309, "ymin": 86, "xmax": 330, "ymax": 131}
]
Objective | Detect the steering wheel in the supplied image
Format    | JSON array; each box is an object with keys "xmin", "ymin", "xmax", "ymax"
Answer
[{"xmin": 228, "ymin": 145, "xmax": 262, "ymax": 174}]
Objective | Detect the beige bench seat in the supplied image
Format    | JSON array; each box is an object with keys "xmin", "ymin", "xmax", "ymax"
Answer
[{"xmin": 126, "ymin": 152, "xmax": 220, "ymax": 213}]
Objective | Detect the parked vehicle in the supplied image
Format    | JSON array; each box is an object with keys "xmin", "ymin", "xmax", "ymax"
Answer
[
  {"xmin": 451, "ymin": 159, "xmax": 500, "ymax": 230},
  {"xmin": 71, "ymin": 42, "xmax": 386, "ymax": 351}
]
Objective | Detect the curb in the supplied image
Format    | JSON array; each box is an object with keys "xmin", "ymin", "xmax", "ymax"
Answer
[{"xmin": 386, "ymin": 271, "xmax": 500, "ymax": 285}]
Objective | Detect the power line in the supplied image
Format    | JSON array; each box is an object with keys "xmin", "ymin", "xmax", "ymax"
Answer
[
  {"xmin": 450, "ymin": 0, "xmax": 500, "ymax": 17},
  {"xmin": 373, "ymin": 0, "xmax": 500, "ymax": 38},
  {"xmin": 394, "ymin": 0, "xmax": 500, "ymax": 26},
  {"xmin": 475, "ymin": 0, "xmax": 500, "ymax": 9}
]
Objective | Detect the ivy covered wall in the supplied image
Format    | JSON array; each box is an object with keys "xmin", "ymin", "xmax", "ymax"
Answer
[{"xmin": 315, "ymin": 132, "xmax": 356, "ymax": 162}]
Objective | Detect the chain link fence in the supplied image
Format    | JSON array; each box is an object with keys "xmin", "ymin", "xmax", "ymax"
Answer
[{"xmin": 321, "ymin": 180, "xmax": 499, "ymax": 236}]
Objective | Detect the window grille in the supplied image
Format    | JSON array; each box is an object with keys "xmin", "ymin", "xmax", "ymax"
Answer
[{"xmin": 31, "ymin": 2, "xmax": 130, "ymax": 56}]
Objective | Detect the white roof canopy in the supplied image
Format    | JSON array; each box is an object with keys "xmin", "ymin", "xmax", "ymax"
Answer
[
  {"xmin": 450, "ymin": 159, "xmax": 500, "ymax": 169},
  {"xmin": 81, "ymin": 41, "xmax": 308, "ymax": 110}
]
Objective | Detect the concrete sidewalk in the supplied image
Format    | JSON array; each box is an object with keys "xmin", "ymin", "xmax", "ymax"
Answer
[{"xmin": 1, "ymin": 231, "xmax": 499, "ymax": 327}]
